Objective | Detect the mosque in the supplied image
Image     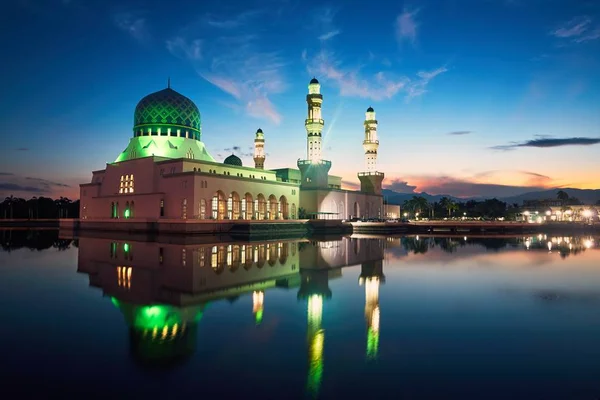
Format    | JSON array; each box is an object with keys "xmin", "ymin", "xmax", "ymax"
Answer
[{"xmin": 79, "ymin": 78, "xmax": 385, "ymax": 222}]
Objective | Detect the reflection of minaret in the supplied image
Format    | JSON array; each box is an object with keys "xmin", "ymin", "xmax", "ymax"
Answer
[
  {"xmin": 252, "ymin": 290, "xmax": 264, "ymax": 325},
  {"xmin": 298, "ymin": 269, "xmax": 332, "ymax": 398},
  {"xmin": 359, "ymin": 260, "xmax": 385, "ymax": 360},
  {"xmin": 306, "ymin": 295, "xmax": 324, "ymax": 398}
]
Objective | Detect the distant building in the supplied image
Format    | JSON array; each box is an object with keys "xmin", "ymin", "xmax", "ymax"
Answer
[
  {"xmin": 80, "ymin": 79, "xmax": 384, "ymax": 221},
  {"xmin": 383, "ymin": 204, "xmax": 401, "ymax": 219},
  {"xmin": 523, "ymin": 199, "xmax": 562, "ymax": 208}
]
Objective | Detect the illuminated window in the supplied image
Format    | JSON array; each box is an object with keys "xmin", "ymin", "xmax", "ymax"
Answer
[
  {"xmin": 117, "ymin": 266, "xmax": 132, "ymax": 289},
  {"xmin": 119, "ymin": 175, "xmax": 134, "ymax": 194},
  {"xmin": 182, "ymin": 198, "xmax": 187, "ymax": 219},
  {"xmin": 182, "ymin": 249, "xmax": 186, "ymax": 267},
  {"xmin": 199, "ymin": 199, "xmax": 206, "ymax": 219}
]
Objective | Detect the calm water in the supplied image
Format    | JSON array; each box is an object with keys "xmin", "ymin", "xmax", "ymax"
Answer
[{"xmin": 1, "ymin": 230, "xmax": 600, "ymax": 399}]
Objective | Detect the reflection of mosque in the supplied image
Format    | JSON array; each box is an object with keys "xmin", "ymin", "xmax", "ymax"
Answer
[{"xmin": 77, "ymin": 234, "xmax": 384, "ymax": 389}]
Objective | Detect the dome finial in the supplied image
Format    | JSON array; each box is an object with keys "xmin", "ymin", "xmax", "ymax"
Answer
[{"xmin": 167, "ymin": 77, "xmax": 171, "ymax": 89}]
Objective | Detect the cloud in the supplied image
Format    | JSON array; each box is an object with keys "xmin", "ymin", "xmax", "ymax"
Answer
[
  {"xmin": 550, "ymin": 16, "xmax": 600, "ymax": 44},
  {"xmin": 205, "ymin": 10, "xmax": 263, "ymax": 29},
  {"xmin": 166, "ymin": 37, "xmax": 202, "ymax": 60},
  {"xmin": 312, "ymin": 6, "xmax": 340, "ymax": 41},
  {"xmin": 0, "ymin": 183, "xmax": 46, "ymax": 193},
  {"xmin": 492, "ymin": 137, "xmax": 600, "ymax": 151},
  {"xmin": 385, "ymin": 179, "xmax": 418, "ymax": 193},
  {"xmin": 395, "ymin": 8, "xmax": 419, "ymax": 44},
  {"xmin": 319, "ymin": 30, "xmax": 341, "ymax": 41},
  {"xmin": 447, "ymin": 131, "xmax": 472, "ymax": 135},
  {"xmin": 341, "ymin": 180, "xmax": 360, "ymax": 190},
  {"xmin": 25, "ymin": 177, "xmax": 70, "ymax": 188},
  {"xmin": 551, "ymin": 16, "xmax": 591, "ymax": 38},
  {"xmin": 167, "ymin": 30, "xmax": 285, "ymax": 124},
  {"xmin": 575, "ymin": 28, "xmax": 600, "ymax": 43},
  {"xmin": 114, "ymin": 12, "xmax": 149, "ymax": 43},
  {"xmin": 406, "ymin": 66, "xmax": 448, "ymax": 100},
  {"xmin": 383, "ymin": 170, "xmax": 558, "ymax": 198},
  {"xmin": 0, "ymin": 172, "xmax": 14, "ymax": 176},
  {"xmin": 306, "ymin": 49, "xmax": 447, "ymax": 101}
]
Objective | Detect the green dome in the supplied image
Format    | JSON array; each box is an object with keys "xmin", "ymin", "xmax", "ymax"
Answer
[
  {"xmin": 224, "ymin": 154, "xmax": 242, "ymax": 167},
  {"xmin": 133, "ymin": 88, "xmax": 201, "ymax": 140}
]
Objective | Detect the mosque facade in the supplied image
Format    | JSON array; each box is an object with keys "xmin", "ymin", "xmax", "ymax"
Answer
[{"xmin": 79, "ymin": 78, "xmax": 385, "ymax": 221}]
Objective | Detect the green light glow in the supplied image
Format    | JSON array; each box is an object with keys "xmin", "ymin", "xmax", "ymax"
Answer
[
  {"xmin": 124, "ymin": 209, "xmax": 130, "ymax": 218},
  {"xmin": 133, "ymin": 305, "xmax": 183, "ymax": 331},
  {"xmin": 306, "ymin": 295, "xmax": 324, "ymax": 398},
  {"xmin": 255, "ymin": 309, "xmax": 263, "ymax": 325},
  {"xmin": 111, "ymin": 297, "xmax": 121, "ymax": 308},
  {"xmin": 123, "ymin": 243, "xmax": 130, "ymax": 252},
  {"xmin": 367, "ymin": 328, "xmax": 379, "ymax": 360},
  {"xmin": 307, "ymin": 330, "xmax": 324, "ymax": 397}
]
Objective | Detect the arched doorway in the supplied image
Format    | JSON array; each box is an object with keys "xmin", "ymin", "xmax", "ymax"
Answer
[
  {"xmin": 279, "ymin": 195, "xmax": 289, "ymax": 219},
  {"xmin": 243, "ymin": 193, "xmax": 253, "ymax": 219},
  {"xmin": 256, "ymin": 194, "xmax": 266, "ymax": 220},
  {"xmin": 353, "ymin": 202, "xmax": 360, "ymax": 218},
  {"xmin": 291, "ymin": 203, "xmax": 297, "ymax": 219},
  {"xmin": 212, "ymin": 191, "xmax": 226, "ymax": 219},
  {"xmin": 268, "ymin": 195, "xmax": 277, "ymax": 220},
  {"xmin": 229, "ymin": 192, "xmax": 241, "ymax": 219}
]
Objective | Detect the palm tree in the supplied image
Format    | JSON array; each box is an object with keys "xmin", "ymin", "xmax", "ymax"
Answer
[
  {"xmin": 4, "ymin": 195, "xmax": 15, "ymax": 219},
  {"xmin": 557, "ymin": 190, "xmax": 569, "ymax": 205},
  {"xmin": 440, "ymin": 197, "xmax": 457, "ymax": 217}
]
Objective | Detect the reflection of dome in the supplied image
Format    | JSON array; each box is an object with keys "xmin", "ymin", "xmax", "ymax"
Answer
[
  {"xmin": 133, "ymin": 87, "xmax": 201, "ymax": 139},
  {"xmin": 224, "ymin": 154, "xmax": 242, "ymax": 166},
  {"xmin": 310, "ymin": 77, "xmax": 319, "ymax": 84},
  {"xmin": 111, "ymin": 299, "xmax": 204, "ymax": 369},
  {"xmin": 367, "ymin": 106, "xmax": 374, "ymax": 112}
]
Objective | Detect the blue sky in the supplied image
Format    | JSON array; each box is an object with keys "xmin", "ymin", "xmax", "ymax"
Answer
[{"xmin": 1, "ymin": 0, "xmax": 599, "ymax": 199}]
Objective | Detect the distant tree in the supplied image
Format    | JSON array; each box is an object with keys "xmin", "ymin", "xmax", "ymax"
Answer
[{"xmin": 557, "ymin": 190, "xmax": 569, "ymax": 205}]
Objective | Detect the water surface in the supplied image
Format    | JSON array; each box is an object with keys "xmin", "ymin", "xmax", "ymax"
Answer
[{"xmin": 1, "ymin": 230, "xmax": 599, "ymax": 399}]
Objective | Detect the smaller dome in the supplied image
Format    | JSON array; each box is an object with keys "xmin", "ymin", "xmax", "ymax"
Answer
[
  {"xmin": 310, "ymin": 77, "xmax": 319, "ymax": 84},
  {"xmin": 224, "ymin": 154, "xmax": 242, "ymax": 167},
  {"xmin": 367, "ymin": 106, "xmax": 374, "ymax": 112}
]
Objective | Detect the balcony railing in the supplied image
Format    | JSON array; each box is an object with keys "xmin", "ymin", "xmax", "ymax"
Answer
[
  {"xmin": 304, "ymin": 119, "xmax": 325, "ymax": 125},
  {"xmin": 358, "ymin": 171, "xmax": 384, "ymax": 177},
  {"xmin": 297, "ymin": 159, "xmax": 332, "ymax": 167}
]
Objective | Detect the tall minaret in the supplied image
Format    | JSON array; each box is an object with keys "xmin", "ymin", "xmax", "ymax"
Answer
[
  {"xmin": 358, "ymin": 106, "xmax": 384, "ymax": 201},
  {"xmin": 298, "ymin": 78, "xmax": 331, "ymax": 189},
  {"xmin": 253, "ymin": 128, "xmax": 265, "ymax": 169},
  {"xmin": 363, "ymin": 106, "xmax": 379, "ymax": 171},
  {"xmin": 305, "ymin": 77, "xmax": 324, "ymax": 162}
]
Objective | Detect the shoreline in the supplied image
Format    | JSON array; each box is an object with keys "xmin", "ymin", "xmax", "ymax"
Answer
[{"xmin": 0, "ymin": 219, "xmax": 598, "ymax": 236}]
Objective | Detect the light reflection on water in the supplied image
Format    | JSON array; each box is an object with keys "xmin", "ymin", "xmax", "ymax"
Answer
[{"xmin": 0, "ymin": 230, "xmax": 599, "ymax": 399}]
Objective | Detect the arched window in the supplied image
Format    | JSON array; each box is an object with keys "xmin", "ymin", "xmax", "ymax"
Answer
[
  {"xmin": 186, "ymin": 148, "xmax": 194, "ymax": 159},
  {"xmin": 230, "ymin": 192, "xmax": 241, "ymax": 219},
  {"xmin": 199, "ymin": 199, "xmax": 206, "ymax": 219},
  {"xmin": 212, "ymin": 191, "xmax": 226, "ymax": 219},
  {"xmin": 244, "ymin": 193, "xmax": 253, "ymax": 219},
  {"xmin": 182, "ymin": 198, "xmax": 187, "ymax": 219}
]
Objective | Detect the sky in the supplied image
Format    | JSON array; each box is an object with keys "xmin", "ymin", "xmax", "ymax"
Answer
[{"xmin": 1, "ymin": 0, "xmax": 599, "ymax": 200}]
